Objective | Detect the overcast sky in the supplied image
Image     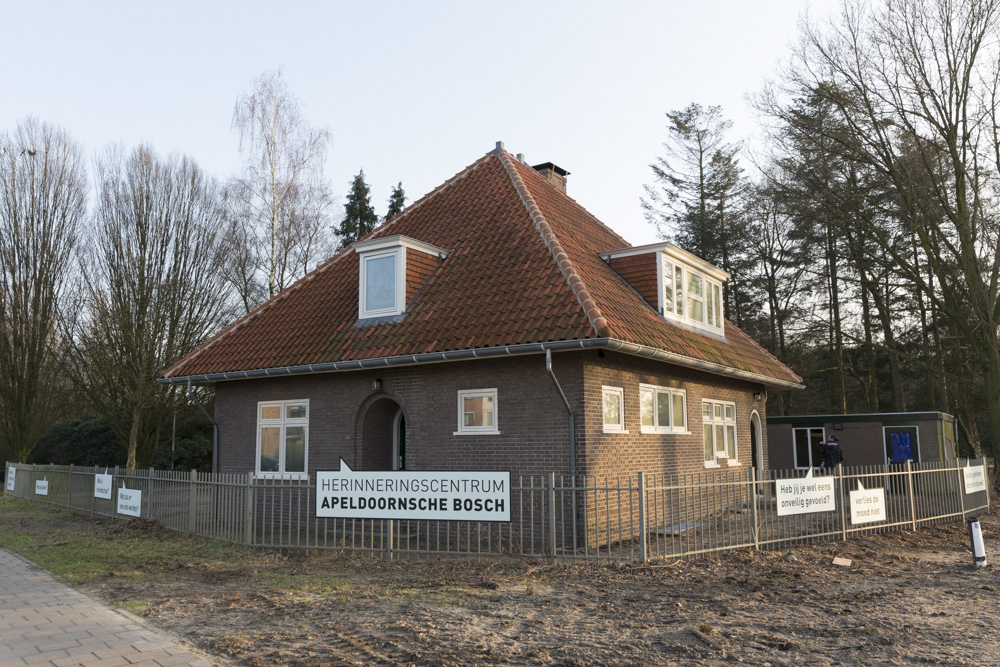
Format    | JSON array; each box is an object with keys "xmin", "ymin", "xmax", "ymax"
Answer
[{"xmin": 2, "ymin": 0, "xmax": 841, "ymax": 247}]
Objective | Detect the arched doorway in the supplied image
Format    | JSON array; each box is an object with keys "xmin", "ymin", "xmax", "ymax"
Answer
[{"xmin": 359, "ymin": 397, "xmax": 405, "ymax": 471}]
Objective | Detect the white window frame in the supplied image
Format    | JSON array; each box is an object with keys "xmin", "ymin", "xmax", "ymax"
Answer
[
  {"xmin": 702, "ymin": 399, "xmax": 737, "ymax": 467},
  {"xmin": 793, "ymin": 427, "xmax": 826, "ymax": 469},
  {"xmin": 359, "ymin": 248, "xmax": 405, "ymax": 318},
  {"xmin": 659, "ymin": 252, "xmax": 725, "ymax": 335},
  {"xmin": 455, "ymin": 389, "xmax": 499, "ymax": 435},
  {"xmin": 256, "ymin": 399, "xmax": 309, "ymax": 479},
  {"xmin": 638, "ymin": 384, "xmax": 688, "ymax": 434},
  {"xmin": 602, "ymin": 386, "xmax": 627, "ymax": 433}
]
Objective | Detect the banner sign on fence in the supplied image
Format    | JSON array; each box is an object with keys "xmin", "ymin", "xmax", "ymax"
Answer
[
  {"xmin": 94, "ymin": 474, "xmax": 113, "ymax": 500},
  {"xmin": 35, "ymin": 478, "xmax": 48, "ymax": 496},
  {"xmin": 963, "ymin": 465, "xmax": 987, "ymax": 495},
  {"xmin": 6, "ymin": 466, "xmax": 14, "ymax": 492},
  {"xmin": 315, "ymin": 459, "xmax": 511, "ymax": 522},
  {"xmin": 117, "ymin": 486, "xmax": 142, "ymax": 518},
  {"xmin": 850, "ymin": 481, "xmax": 885, "ymax": 525},
  {"xmin": 776, "ymin": 468, "xmax": 836, "ymax": 516}
]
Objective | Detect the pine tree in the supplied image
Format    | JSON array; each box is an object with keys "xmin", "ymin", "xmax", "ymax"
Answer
[
  {"xmin": 385, "ymin": 182, "xmax": 406, "ymax": 221},
  {"xmin": 336, "ymin": 169, "xmax": 379, "ymax": 249}
]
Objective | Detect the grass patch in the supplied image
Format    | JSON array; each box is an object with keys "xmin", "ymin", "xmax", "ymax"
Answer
[{"xmin": 0, "ymin": 497, "xmax": 259, "ymax": 585}]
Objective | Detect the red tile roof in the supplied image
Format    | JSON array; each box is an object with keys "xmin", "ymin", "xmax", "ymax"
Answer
[{"xmin": 163, "ymin": 148, "xmax": 802, "ymax": 388}]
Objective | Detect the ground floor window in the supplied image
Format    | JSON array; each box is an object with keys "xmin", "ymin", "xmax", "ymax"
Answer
[
  {"xmin": 456, "ymin": 389, "xmax": 498, "ymax": 435},
  {"xmin": 793, "ymin": 427, "xmax": 825, "ymax": 469},
  {"xmin": 703, "ymin": 399, "xmax": 737, "ymax": 466},
  {"xmin": 257, "ymin": 400, "xmax": 309, "ymax": 477},
  {"xmin": 639, "ymin": 384, "xmax": 686, "ymax": 433},
  {"xmin": 602, "ymin": 386, "xmax": 626, "ymax": 432}
]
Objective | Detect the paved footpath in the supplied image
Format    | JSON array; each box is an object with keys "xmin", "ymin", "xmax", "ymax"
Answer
[{"xmin": 0, "ymin": 549, "xmax": 232, "ymax": 666}]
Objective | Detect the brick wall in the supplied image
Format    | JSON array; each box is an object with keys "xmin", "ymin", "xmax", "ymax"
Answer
[
  {"xmin": 405, "ymin": 249, "xmax": 439, "ymax": 303},
  {"xmin": 608, "ymin": 254, "xmax": 658, "ymax": 309}
]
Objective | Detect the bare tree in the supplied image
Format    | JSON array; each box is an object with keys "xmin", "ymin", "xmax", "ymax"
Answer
[
  {"xmin": 228, "ymin": 70, "xmax": 334, "ymax": 311},
  {"xmin": 786, "ymin": 0, "xmax": 1000, "ymax": 461},
  {"xmin": 0, "ymin": 118, "xmax": 86, "ymax": 463},
  {"xmin": 67, "ymin": 146, "xmax": 234, "ymax": 469}
]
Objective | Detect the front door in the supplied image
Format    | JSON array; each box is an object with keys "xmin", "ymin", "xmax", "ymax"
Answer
[
  {"xmin": 885, "ymin": 426, "xmax": 919, "ymax": 464},
  {"xmin": 393, "ymin": 410, "xmax": 406, "ymax": 471}
]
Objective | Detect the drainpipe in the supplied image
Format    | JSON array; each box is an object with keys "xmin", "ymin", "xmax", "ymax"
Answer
[
  {"xmin": 545, "ymin": 349, "xmax": 576, "ymax": 477},
  {"xmin": 186, "ymin": 379, "xmax": 219, "ymax": 474}
]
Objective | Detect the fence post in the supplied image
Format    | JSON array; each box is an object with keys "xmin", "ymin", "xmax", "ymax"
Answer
[
  {"xmin": 749, "ymin": 468, "xmax": 759, "ymax": 550},
  {"xmin": 385, "ymin": 520, "xmax": 394, "ymax": 561},
  {"xmin": 637, "ymin": 472, "xmax": 648, "ymax": 563},
  {"xmin": 906, "ymin": 460, "xmax": 917, "ymax": 531},
  {"xmin": 67, "ymin": 464, "xmax": 74, "ymax": 511},
  {"xmin": 837, "ymin": 463, "xmax": 847, "ymax": 541},
  {"xmin": 985, "ymin": 457, "xmax": 991, "ymax": 514},
  {"xmin": 958, "ymin": 460, "xmax": 967, "ymax": 519},
  {"xmin": 243, "ymin": 472, "xmax": 254, "ymax": 546},
  {"xmin": 188, "ymin": 470, "xmax": 197, "ymax": 534},
  {"xmin": 547, "ymin": 472, "xmax": 557, "ymax": 562}
]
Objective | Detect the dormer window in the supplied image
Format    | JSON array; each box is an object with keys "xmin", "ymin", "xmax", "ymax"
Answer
[
  {"xmin": 353, "ymin": 235, "xmax": 448, "ymax": 320},
  {"xmin": 600, "ymin": 242, "xmax": 728, "ymax": 336}
]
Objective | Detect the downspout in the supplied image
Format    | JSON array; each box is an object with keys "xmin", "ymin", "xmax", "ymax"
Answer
[
  {"xmin": 187, "ymin": 379, "xmax": 219, "ymax": 474},
  {"xmin": 546, "ymin": 349, "xmax": 576, "ymax": 477}
]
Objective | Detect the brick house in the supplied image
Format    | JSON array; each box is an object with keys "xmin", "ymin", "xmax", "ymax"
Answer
[{"xmin": 159, "ymin": 143, "xmax": 803, "ymax": 485}]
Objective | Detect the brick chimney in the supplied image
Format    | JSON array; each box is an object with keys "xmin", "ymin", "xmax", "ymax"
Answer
[{"xmin": 532, "ymin": 162, "xmax": 570, "ymax": 193}]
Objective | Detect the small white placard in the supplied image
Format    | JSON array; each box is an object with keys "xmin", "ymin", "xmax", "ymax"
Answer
[
  {"xmin": 6, "ymin": 466, "xmax": 14, "ymax": 492},
  {"xmin": 94, "ymin": 474, "xmax": 113, "ymax": 500},
  {"xmin": 963, "ymin": 465, "xmax": 987, "ymax": 495},
  {"xmin": 117, "ymin": 487, "xmax": 142, "ymax": 517},
  {"xmin": 850, "ymin": 481, "xmax": 886, "ymax": 525},
  {"xmin": 776, "ymin": 468, "xmax": 836, "ymax": 516},
  {"xmin": 35, "ymin": 479, "xmax": 48, "ymax": 496}
]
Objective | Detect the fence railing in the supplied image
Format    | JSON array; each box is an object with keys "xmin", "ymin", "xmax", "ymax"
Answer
[{"xmin": 3, "ymin": 459, "xmax": 989, "ymax": 563}]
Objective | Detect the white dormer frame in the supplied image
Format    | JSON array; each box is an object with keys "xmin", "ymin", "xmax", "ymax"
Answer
[
  {"xmin": 353, "ymin": 235, "xmax": 449, "ymax": 320},
  {"xmin": 599, "ymin": 242, "xmax": 729, "ymax": 336}
]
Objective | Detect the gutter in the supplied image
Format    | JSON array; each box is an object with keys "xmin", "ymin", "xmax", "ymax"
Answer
[
  {"xmin": 159, "ymin": 338, "xmax": 805, "ymax": 391},
  {"xmin": 545, "ymin": 349, "xmax": 576, "ymax": 477}
]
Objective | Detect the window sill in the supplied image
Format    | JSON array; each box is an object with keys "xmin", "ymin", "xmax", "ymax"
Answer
[
  {"xmin": 602, "ymin": 429, "xmax": 629, "ymax": 434},
  {"xmin": 640, "ymin": 427, "xmax": 691, "ymax": 435},
  {"xmin": 703, "ymin": 461, "xmax": 721, "ymax": 469},
  {"xmin": 255, "ymin": 472, "xmax": 309, "ymax": 481},
  {"xmin": 726, "ymin": 460, "xmax": 742, "ymax": 467},
  {"xmin": 453, "ymin": 430, "xmax": 501, "ymax": 436}
]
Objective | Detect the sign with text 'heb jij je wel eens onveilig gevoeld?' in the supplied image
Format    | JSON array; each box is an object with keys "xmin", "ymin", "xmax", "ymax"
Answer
[
  {"xmin": 315, "ymin": 460, "xmax": 511, "ymax": 522},
  {"xmin": 776, "ymin": 468, "xmax": 836, "ymax": 516}
]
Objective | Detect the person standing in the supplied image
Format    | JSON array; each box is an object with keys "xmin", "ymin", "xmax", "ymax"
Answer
[{"xmin": 823, "ymin": 435, "xmax": 844, "ymax": 471}]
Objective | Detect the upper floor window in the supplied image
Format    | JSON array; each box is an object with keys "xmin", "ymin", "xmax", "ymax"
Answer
[
  {"xmin": 353, "ymin": 235, "xmax": 449, "ymax": 320},
  {"xmin": 600, "ymin": 242, "xmax": 727, "ymax": 336}
]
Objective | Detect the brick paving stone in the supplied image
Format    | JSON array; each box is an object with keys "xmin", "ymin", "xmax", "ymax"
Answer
[{"xmin": 0, "ymin": 548, "xmax": 232, "ymax": 666}]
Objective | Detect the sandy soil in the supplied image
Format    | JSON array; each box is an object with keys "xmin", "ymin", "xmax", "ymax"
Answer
[{"xmin": 75, "ymin": 509, "xmax": 1000, "ymax": 666}]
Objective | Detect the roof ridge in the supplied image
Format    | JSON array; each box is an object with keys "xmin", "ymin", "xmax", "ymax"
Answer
[
  {"xmin": 498, "ymin": 150, "xmax": 611, "ymax": 338},
  {"xmin": 360, "ymin": 151, "xmax": 494, "ymax": 242}
]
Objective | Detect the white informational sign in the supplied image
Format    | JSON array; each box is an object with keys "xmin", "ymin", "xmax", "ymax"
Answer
[
  {"xmin": 35, "ymin": 479, "xmax": 48, "ymax": 496},
  {"xmin": 316, "ymin": 459, "xmax": 511, "ymax": 522},
  {"xmin": 850, "ymin": 481, "xmax": 886, "ymax": 525},
  {"xmin": 6, "ymin": 466, "xmax": 14, "ymax": 492},
  {"xmin": 94, "ymin": 474, "xmax": 113, "ymax": 500},
  {"xmin": 776, "ymin": 468, "xmax": 836, "ymax": 516},
  {"xmin": 963, "ymin": 465, "xmax": 987, "ymax": 495},
  {"xmin": 117, "ymin": 487, "xmax": 142, "ymax": 518}
]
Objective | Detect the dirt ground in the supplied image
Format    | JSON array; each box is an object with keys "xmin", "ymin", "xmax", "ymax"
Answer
[{"xmin": 70, "ymin": 510, "xmax": 1000, "ymax": 666}]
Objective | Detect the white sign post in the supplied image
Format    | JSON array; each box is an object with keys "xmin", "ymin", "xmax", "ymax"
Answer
[
  {"xmin": 850, "ymin": 481, "xmax": 886, "ymax": 525},
  {"xmin": 776, "ymin": 468, "xmax": 837, "ymax": 516},
  {"xmin": 5, "ymin": 466, "xmax": 14, "ymax": 492},
  {"xmin": 316, "ymin": 459, "xmax": 511, "ymax": 522},
  {"xmin": 94, "ymin": 474, "xmax": 113, "ymax": 500},
  {"xmin": 117, "ymin": 486, "xmax": 142, "ymax": 518},
  {"xmin": 963, "ymin": 465, "xmax": 987, "ymax": 495},
  {"xmin": 35, "ymin": 477, "xmax": 48, "ymax": 496}
]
